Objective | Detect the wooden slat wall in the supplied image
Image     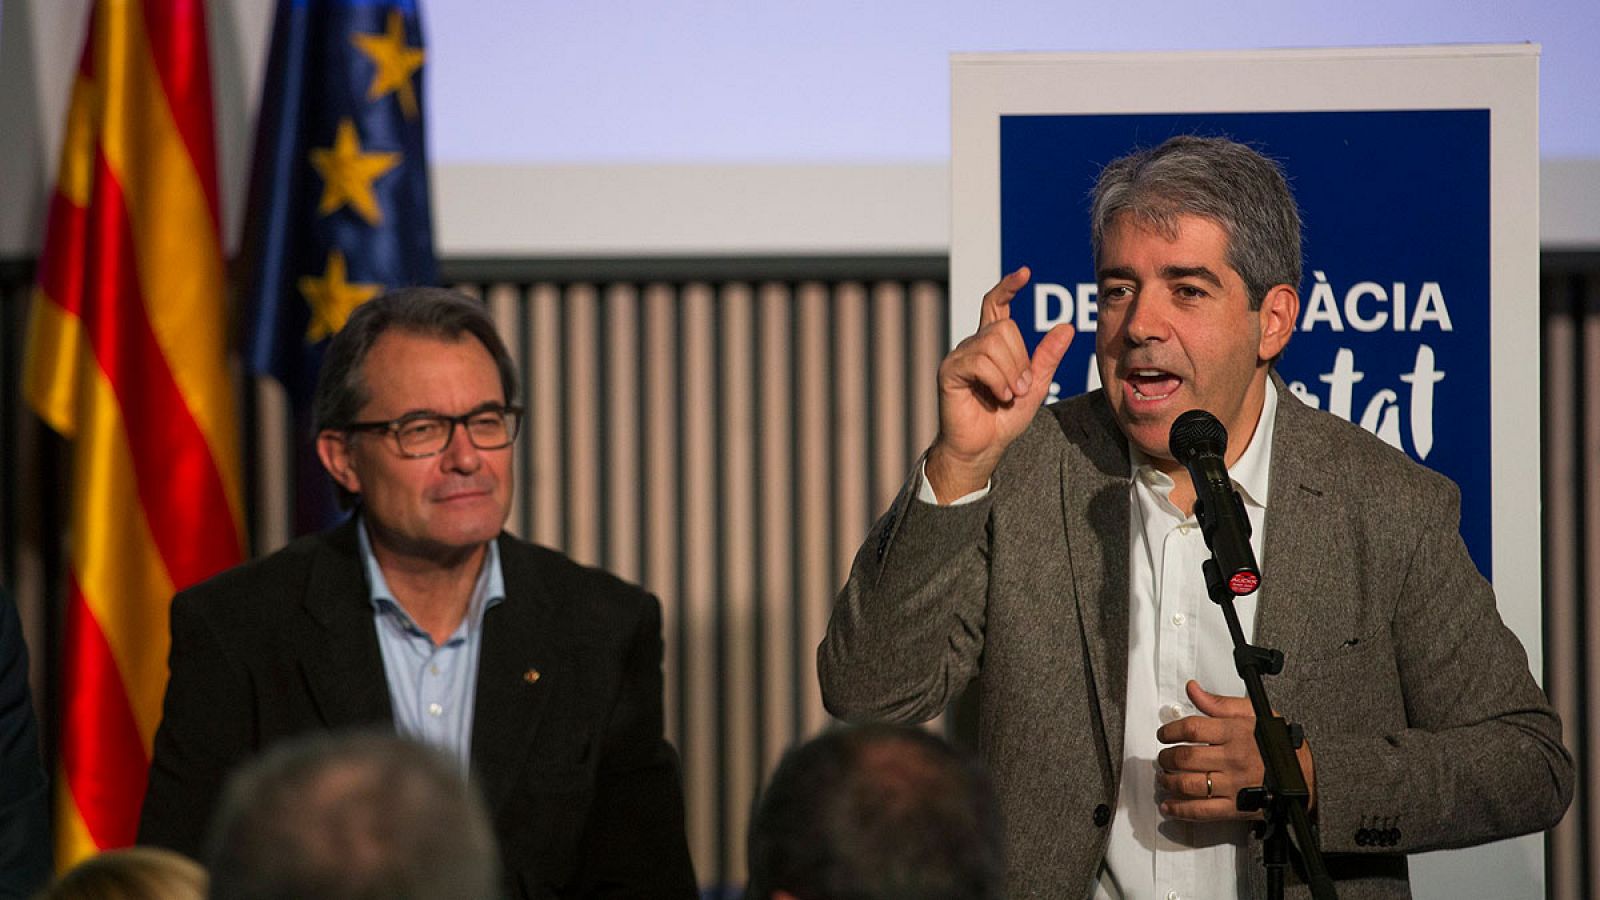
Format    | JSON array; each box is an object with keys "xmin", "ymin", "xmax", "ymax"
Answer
[
  {"xmin": 10, "ymin": 254, "xmax": 1600, "ymax": 895},
  {"xmin": 447, "ymin": 273, "xmax": 948, "ymax": 888},
  {"xmin": 1542, "ymin": 255, "xmax": 1600, "ymax": 900}
]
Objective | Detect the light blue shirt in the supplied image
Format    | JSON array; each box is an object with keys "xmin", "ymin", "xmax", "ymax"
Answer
[{"xmin": 357, "ymin": 519, "xmax": 505, "ymax": 773}]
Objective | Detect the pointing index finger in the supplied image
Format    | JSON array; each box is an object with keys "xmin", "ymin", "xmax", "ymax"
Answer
[{"xmin": 979, "ymin": 266, "xmax": 1032, "ymax": 328}]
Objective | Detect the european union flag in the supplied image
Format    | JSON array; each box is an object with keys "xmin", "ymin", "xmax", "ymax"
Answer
[{"xmin": 238, "ymin": 0, "xmax": 437, "ymax": 535}]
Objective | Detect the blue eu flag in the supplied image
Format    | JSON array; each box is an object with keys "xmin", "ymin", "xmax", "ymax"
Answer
[{"xmin": 238, "ymin": 0, "xmax": 437, "ymax": 535}]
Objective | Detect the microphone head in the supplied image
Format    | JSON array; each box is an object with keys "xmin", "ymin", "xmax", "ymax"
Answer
[{"xmin": 1168, "ymin": 409, "xmax": 1228, "ymax": 462}]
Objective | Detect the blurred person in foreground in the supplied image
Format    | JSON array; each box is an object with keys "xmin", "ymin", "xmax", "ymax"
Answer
[
  {"xmin": 207, "ymin": 731, "xmax": 495, "ymax": 900},
  {"xmin": 819, "ymin": 135, "xmax": 1572, "ymax": 898},
  {"xmin": 40, "ymin": 847, "xmax": 205, "ymax": 900},
  {"xmin": 139, "ymin": 287, "xmax": 696, "ymax": 898},
  {"xmin": 746, "ymin": 723, "xmax": 1004, "ymax": 900}
]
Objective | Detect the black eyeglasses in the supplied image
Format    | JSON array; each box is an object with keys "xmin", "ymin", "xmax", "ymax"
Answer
[{"xmin": 344, "ymin": 406, "xmax": 524, "ymax": 458}]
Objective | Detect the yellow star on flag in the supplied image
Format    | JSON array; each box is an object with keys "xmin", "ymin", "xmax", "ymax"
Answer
[
  {"xmin": 309, "ymin": 118, "xmax": 400, "ymax": 226},
  {"xmin": 300, "ymin": 249, "xmax": 381, "ymax": 341},
  {"xmin": 352, "ymin": 9, "xmax": 425, "ymax": 119}
]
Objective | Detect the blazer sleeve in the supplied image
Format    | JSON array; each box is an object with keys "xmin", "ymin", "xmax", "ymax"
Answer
[
  {"xmin": 1306, "ymin": 476, "xmax": 1574, "ymax": 854},
  {"xmin": 0, "ymin": 592, "xmax": 50, "ymax": 898},
  {"xmin": 818, "ymin": 456, "xmax": 995, "ymax": 724},
  {"xmin": 138, "ymin": 588, "xmax": 254, "ymax": 859},
  {"xmin": 572, "ymin": 592, "xmax": 698, "ymax": 898}
]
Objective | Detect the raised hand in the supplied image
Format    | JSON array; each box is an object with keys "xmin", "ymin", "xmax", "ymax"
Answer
[{"xmin": 925, "ymin": 267, "xmax": 1075, "ymax": 502}]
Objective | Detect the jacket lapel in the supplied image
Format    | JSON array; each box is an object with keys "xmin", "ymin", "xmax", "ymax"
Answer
[
  {"xmin": 299, "ymin": 519, "xmax": 394, "ymax": 728},
  {"xmin": 1255, "ymin": 378, "xmax": 1340, "ymax": 657},
  {"xmin": 470, "ymin": 535, "xmax": 558, "ymax": 810},
  {"xmin": 1058, "ymin": 396, "xmax": 1133, "ymax": 778}
]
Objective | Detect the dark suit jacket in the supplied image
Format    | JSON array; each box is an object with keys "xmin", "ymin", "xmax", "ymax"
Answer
[
  {"xmin": 820, "ymin": 380, "xmax": 1573, "ymax": 899},
  {"xmin": 139, "ymin": 521, "xmax": 697, "ymax": 899},
  {"xmin": 0, "ymin": 589, "xmax": 51, "ymax": 899}
]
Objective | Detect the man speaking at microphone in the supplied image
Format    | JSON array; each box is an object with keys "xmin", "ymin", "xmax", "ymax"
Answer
[{"xmin": 819, "ymin": 135, "xmax": 1571, "ymax": 898}]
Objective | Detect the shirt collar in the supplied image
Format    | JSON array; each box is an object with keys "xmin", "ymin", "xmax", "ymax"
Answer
[
  {"xmin": 356, "ymin": 516, "xmax": 506, "ymax": 640},
  {"xmin": 1127, "ymin": 381, "xmax": 1278, "ymax": 510}
]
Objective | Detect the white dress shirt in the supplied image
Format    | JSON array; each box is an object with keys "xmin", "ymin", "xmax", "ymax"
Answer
[{"xmin": 1098, "ymin": 386, "xmax": 1276, "ymax": 900}]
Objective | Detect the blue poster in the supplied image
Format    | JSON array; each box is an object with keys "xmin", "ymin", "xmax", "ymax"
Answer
[{"xmin": 999, "ymin": 111, "xmax": 1491, "ymax": 576}]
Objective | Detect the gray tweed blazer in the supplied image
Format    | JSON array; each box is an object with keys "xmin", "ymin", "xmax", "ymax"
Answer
[{"xmin": 819, "ymin": 378, "xmax": 1571, "ymax": 899}]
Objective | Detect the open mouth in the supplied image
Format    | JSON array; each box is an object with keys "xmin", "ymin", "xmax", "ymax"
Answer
[{"xmin": 1127, "ymin": 369, "xmax": 1182, "ymax": 401}]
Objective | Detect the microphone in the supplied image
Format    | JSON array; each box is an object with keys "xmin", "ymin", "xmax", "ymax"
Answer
[{"xmin": 1168, "ymin": 410, "xmax": 1260, "ymax": 596}]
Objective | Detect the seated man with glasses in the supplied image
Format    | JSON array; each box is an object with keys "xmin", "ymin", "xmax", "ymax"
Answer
[{"xmin": 139, "ymin": 287, "xmax": 698, "ymax": 899}]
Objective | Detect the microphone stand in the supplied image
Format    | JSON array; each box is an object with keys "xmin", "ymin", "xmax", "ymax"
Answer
[{"xmin": 1199, "ymin": 556, "xmax": 1339, "ymax": 900}]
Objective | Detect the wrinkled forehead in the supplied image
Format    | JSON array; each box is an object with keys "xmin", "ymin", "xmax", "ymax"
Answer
[
  {"xmin": 1102, "ymin": 205, "xmax": 1233, "ymax": 250},
  {"xmin": 355, "ymin": 330, "xmax": 506, "ymax": 411},
  {"xmin": 1096, "ymin": 210, "xmax": 1239, "ymax": 273}
]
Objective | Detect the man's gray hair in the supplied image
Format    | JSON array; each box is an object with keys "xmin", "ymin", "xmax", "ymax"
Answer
[
  {"xmin": 1090, "ymin": 134, "xmax": 1303, "ymax": 310},
  {"xmin": 206, "ymin": 732, "xmax": 500, "ymax": 900}
]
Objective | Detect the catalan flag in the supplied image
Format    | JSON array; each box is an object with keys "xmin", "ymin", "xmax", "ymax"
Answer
[
  {"xmin": 239, "ymin": 0, "xmax": 437, "ymax": 534},
  {"xmin": 22, "ymin": 0, "xmax": 244, "ymax": 866}
]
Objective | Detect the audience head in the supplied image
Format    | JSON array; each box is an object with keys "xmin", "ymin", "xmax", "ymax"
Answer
[
  {"xmin": 42, "ymin": 847, "xmax": 206, "ymax": 900},
  {"xmin": 746, "ymin": 722, "xmax": 1004, "ymax": 900},
  {"xmin": 206, "ymin": 731, "xmax": 499, "ymax": 900}
]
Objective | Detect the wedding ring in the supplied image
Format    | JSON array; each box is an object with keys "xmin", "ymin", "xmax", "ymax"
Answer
[{"xmin": 1205, "ymin": 772, "xmax": 1215, "ymax": 799}]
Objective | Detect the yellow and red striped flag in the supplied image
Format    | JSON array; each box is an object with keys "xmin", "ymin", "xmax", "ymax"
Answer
[{"xmin": 22, "ymin": 0, "xmax": 244, "ymax": 867}]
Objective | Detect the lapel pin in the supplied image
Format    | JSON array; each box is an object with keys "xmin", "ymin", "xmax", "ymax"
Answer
[{"xmin": 522, "ymin": 668, "xmax": 541, "ymax": 685}]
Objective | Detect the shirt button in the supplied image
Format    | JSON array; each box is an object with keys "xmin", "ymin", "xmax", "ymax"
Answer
[
  {"xmin": 427, "ymin": 702, "xmax": 443, "ymax": 717},
  {"xmin": 1159, "ymin": 704, "xmax": 1184, "ymax": 724},
  {"xmin": 1170, "ymin": 613, "xmax": 1186, "ymax": 627},
  {"xmin": 430, "ymin": 665, "xmax": 440, "ymax": 675},
  {"xmin": 1167, "ymin": 892, "xmax": 1181, "ymax": 900}
]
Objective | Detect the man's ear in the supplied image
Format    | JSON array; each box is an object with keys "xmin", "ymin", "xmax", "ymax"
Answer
[
  {"xmin": 316, "ymin": 430, "xmax": 362, "ymax": 496},
  {"xmin": 1257, "ymin": 283, "xmax": 1299, "ymax": 362}
]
